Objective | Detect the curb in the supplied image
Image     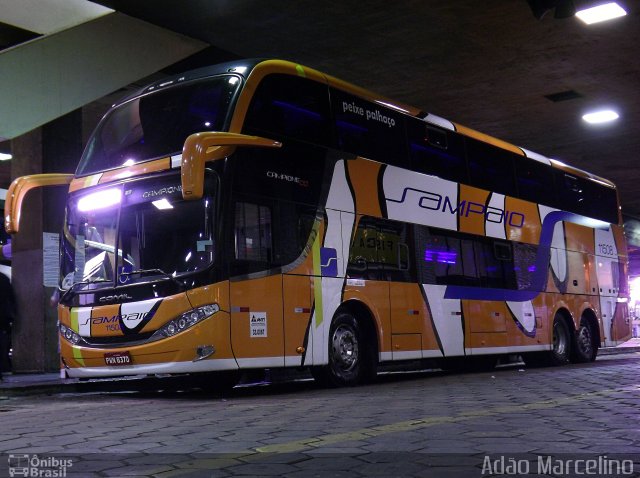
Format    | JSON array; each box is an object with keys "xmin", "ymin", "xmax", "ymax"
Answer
[
  {"xmin": 2, "ymin": 347, "xmax": 639, "ymax": 395},
  {"xmin": 599, "ymin": 346, "xmax": 640, "ymax": 356}
]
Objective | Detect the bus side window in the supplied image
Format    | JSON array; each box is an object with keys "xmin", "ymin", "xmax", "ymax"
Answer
[
  {"xmin": 243, "ymin": 74, "xmax": 332, "ymax": 146},
  {"xmin": 272, "ymin": 201, "xmax": 317, "ymax": 266},
  {"xmin": 466, "ymin": 138, "xmax": 517, "ymax": 197},
  {"xmin": 234, "ymin": 202, "xmax": 273, "ymax": 274},
  {"xmin": 515, "ymin": 157, "xmax": 555, "ymax": 206},
  {"xmin": 513, "ymin": 242, "xmax": 538, "ymax": 291},
  {"xmin": 379, "ymin": 221, "xmax": 415, "ymax": 282},
  {"xmin": 347, "ymin": 217, "xmax": 381, "ymax": 280},
  {"xmin": 347, "ymin": 217, "xmax": 415, "ymax": 283},
  {"xmin": 555, "ymin": 172, "xmax": 586, "ymax": 217},
  {"xmin": 407, "ymin": 119, "xmax": 467, "ymax": 184},
  {"xmin": 330, "ymin": 88, "xmax": 408, "ymax": 167},
  {"xmin": 587, "ymin": 180, "xmax": 618, "ymax": 224}
]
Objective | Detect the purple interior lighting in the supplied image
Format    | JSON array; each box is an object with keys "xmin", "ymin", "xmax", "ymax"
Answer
[{"xmin": 424, "ymin": 249, "xmax": 457, "ymax": 264}]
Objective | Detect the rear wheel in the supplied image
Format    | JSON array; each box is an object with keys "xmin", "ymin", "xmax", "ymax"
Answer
[
  {"xmin": 550, "ymin": 317, "xmax": 572, "ymax": 365},
  {"xmin": 572, "ymin": 321, "xmax": 598, "ymax": 363},
  {"xmin": 524, "ymin": 314, "xmax": 572, "ymax": 367}
]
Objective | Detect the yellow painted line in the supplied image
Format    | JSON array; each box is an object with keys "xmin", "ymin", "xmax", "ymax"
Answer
[
  {"xmin": 146, "ymin": 384, "xmax": 640, "ymax": 475},
  {"xmin": 255, "ymin": 384, "xmax": 640, "ymax": 453}
]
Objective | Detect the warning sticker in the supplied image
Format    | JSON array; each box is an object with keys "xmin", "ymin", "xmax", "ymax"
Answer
[{"xmin": 250, "ymin": 312, "xmax": 267, "ymax": 338}]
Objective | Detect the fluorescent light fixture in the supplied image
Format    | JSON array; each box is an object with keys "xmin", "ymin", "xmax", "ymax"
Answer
[
  {"xmin": 0, "ymin": 153, "xmax": 12, "ymax": 161},
  {"xmin": 576, "ymin": 2, "xmax": 627, "ymax": 24},
  {"xmin": 152, "ymin": 198, "xmax": 174, "ymax": 210},
  {"xmin": 77, "ymin": 188, "xmax": 122, "ymax": 212},
  {"xmin": 582, "ymin": 110, "xmax": 619, "ymax": 124}
]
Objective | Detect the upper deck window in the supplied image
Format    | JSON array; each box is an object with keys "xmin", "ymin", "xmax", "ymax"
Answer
[
  {"xmin": 331, "ymin": 88, "xmax": 408, "ymax": 167},
  {"xmin": 243, "ymin": 74, "xmax": 332, "ymax": 146},
  {"xmin": 77, "ymin": 75, "xmax": 240, "ymax": 176}
]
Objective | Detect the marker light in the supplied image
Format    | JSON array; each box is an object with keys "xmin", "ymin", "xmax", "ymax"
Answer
[
  {"xmin": 152, "ymin": 198, "xmax": 173, "ymax": 210},
  {"xmin": 576, "ymin": 2, "xmax": 627, "ymax": 24},
  {"xmin": 582, "ymin": 110, "xmax": 619, "ymax": 124},
  {"xmin": 77, "ymin": 188, "xmax": 122, "ymax": 212}
]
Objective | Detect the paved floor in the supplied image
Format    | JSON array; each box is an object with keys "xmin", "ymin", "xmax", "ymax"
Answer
[{"xmin": 1, "ymin": 349, "xmax": 640, "ymax": 477}]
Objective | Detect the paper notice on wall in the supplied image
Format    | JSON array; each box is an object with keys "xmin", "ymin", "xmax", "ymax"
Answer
[
  {"xmin": 250, "ymin": 312, "xmax": 267, "ymax": 338},
  {"xmin": 43, "ymin": 232, "xmax": 60, "ymax": 287}
]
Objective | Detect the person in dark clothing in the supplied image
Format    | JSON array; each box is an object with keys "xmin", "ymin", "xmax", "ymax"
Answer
[{"xmin": 0, "ymin": 272, "xmax": 16, "ymax": 379}]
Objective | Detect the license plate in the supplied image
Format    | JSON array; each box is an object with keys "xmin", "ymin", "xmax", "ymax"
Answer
[{"xmin": 104, "ymin": 351, "xmax": 132, "ymax": 366}]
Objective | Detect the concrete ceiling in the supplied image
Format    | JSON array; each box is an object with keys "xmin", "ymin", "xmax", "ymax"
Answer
[
  {"xmin": 90, "ymin": 0, "xmax": 639, "ymax": 218},
  {"xmin": 1, "ymin": 1, "xmax": 639, "ymax": 244}
]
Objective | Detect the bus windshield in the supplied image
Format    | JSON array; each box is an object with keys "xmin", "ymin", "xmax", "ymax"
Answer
[
  {"xmin": 76, "ymin": 75, "xmax": 241, "ymax": 176},
  {"xmin": 60, "ymin": 175, "xmax": 215, "ymax": 292}
]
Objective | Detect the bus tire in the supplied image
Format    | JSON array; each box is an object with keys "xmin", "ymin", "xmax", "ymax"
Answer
[
  {"xmin": 314, "ymin": 312, "xmax": 369, "ymax": 387},
  {"xmin": 523, "ymin": 315, "xmax": 572, "ymax": 367},
  {"xmin": 572, "ymin": 320, "xmax": 598, "ymax": 363},
  {"xmin": 549, "ymin": 315, "xmax": 572, "ymax": 365}
]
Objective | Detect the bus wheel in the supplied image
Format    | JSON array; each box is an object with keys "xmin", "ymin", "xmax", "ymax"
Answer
[
  {"xmin": 314, "ymin": 312, "xmax": 367, "ymax": 387},
  {"xmin": 523, "ymin": 315, "xmax": 572, "ymax": 367},
  {"xmin": 572, "ymin": 321, "xmax": 597, "ymax": 363},
  {"xmin": 549, "ymin": 316, "xmax": 572, "ymax": 365}
]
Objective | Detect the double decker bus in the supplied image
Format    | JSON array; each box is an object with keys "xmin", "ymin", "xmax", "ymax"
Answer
[{"xmin": 5, "ymin": 59, "xmax": 630, "ymax": 386}]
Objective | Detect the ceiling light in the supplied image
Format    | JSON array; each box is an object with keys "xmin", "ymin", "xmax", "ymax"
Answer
[
  {"xmin": 582, "ymin": 110, "xmax": 619, "ymax": 124},
  {"xmin": 576, "ymin": 2, "xmax": 627, "ymax": 24},
  {"xmin": 0, "ymin": 153, "xmax": 12, "ymax": 161}
]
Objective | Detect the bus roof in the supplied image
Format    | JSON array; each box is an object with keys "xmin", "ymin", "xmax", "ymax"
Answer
[{"xmin": 114, "ymin": 58, "xmax": 615, "ymax": 189}]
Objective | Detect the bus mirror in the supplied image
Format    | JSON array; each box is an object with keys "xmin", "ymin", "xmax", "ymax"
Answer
[
  {"xmin": 5, "ymin": 173, "xmax": 74, "ymax": 234},
  {"xmin": 181, "ymin": 132, "xmax": 282, "ymax": 200}
]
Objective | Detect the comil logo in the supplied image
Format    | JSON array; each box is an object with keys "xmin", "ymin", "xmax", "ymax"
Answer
[{"xmin": 8, "ymin": 454, "xmax": 73, "ymax": 477}]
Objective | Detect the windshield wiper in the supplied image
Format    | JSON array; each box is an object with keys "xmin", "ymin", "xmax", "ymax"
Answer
[
  {"xmin": 60, "ymin": 277, "xmax": 111, "ymax": 303},
  {"xmin": 119, "ymin": 268, "xmax": 185, "ymax": 290}
]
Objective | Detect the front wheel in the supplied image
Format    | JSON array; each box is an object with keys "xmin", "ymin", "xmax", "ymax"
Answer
[{"xmin": 312, "ymin": 312, "xmax": 374, "ymax": 387}]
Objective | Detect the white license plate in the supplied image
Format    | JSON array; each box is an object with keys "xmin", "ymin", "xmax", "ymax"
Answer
[{"xmin": 104, "ymin": 351, "xmax": 132, "ymax": 366}]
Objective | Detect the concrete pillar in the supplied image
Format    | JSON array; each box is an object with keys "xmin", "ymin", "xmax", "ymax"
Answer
[{"xmin": 9, "ymin": 110, "xmax": 81, "ymax": 373}]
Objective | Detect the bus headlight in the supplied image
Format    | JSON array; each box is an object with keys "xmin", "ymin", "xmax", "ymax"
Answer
[
  {"xmin": 153, "ymin": 303, "xmax": 220, "ymax": 339},
  {"xmin": 59, "ymin": 323, "xmax": 82, "ymax": 345}
]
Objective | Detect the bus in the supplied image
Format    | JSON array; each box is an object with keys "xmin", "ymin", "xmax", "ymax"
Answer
[{"xmin": 4, "ymin": 59, "xmax": 630, "ymax": 387}]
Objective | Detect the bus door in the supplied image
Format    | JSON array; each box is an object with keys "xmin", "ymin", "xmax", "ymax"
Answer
[
  {"xmin": 345, "ymin": 217, "xmax": 392, "ymax": 355},
  {"xmin": 385, "ymin": 222, "xmax": 424, "ymax": 360},
  {"xmin": 229, "ymin": 201, "xmax": 285, "ymax": 368},
  {"xmin": 283, "ymin": 273, "xmax": 313, "ymax": 367}
]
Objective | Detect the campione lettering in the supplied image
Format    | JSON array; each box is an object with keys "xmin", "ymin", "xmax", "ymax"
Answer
[{"xmin": 142, "ymin": 186, "xmax": 182, "ymax": 198}]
